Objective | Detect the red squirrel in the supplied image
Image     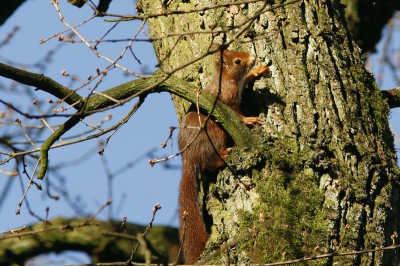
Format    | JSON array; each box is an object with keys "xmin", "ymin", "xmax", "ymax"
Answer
[{"xmin": 178, "ymin": 48, "xmax": 270, "ymax": 264}]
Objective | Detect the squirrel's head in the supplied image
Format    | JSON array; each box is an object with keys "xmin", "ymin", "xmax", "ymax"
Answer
[{"xmin": 214, "ymin": 49, "xmax": 255, "ymax": 82}]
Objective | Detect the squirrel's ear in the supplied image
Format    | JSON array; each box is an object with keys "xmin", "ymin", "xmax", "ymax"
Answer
[
  {"xmin": 214, "ymin": 50, "xmax": 224, "ymax": 63},
  {"xmin": 209, "ymin": 42, "xmax": 221, "ymax": 52},
  {"xmin": 221, "ymin": 49, "xmax": 232, "ymax": 63},
  {"xmin": 213, "ymin": 46, "xmax": 231, "ymax": 65}
]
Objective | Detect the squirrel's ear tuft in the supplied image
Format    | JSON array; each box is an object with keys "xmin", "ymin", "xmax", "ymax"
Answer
[
  {"xmin": 212, "ymin": 44, "xmax": 231, "ymax": 67},
  {"xmin": 209, "ymin": 42, "xmax": 221, "ymax": 52},
  {"xmin": 214, "ymin": 50, "xmax": 225, "ymax": 65}
]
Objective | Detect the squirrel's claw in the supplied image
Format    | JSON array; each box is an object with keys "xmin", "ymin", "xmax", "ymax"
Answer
[
  {"xmin": 245, "ymin": 65, "xmax": 271, "ymax": 85},
  {"xmin": 254, "ymin": 65, "xmax": 271, "ymax": 78},
  {"xmin": 242, "ymin": 116, "xmax": 263, "ymax": 127}
]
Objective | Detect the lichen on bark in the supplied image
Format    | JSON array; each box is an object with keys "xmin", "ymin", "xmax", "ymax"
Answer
[{"xmin": 138, "ymin": 0, "xmax": 400, "ymax": 264}]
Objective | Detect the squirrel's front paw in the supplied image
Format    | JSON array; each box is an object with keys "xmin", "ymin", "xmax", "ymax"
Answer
[
  {"xmin": 242, "ymin": 116, "xmax": 263, "ymax": 127},
  {"xmin": 245, "ymin": 66, "xmax": 271, "ymax": 84},
  {"xmin": 253, "ymin": 65, "xmax": 271, "ymax": 78}
]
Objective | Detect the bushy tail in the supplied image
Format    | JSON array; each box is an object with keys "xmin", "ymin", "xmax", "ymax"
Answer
[{"xmin": 179, "ymin": 162, "xmax": 209, "ymax": 264}]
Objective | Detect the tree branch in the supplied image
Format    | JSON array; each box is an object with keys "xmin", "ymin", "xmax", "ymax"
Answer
[
  {"xmin": 0, "ymin": 0, "xmax": 26, "ymax": 26},
  {"xmin": 0, "ymin": 217, "xmax": 179, "ymax": 266},
  {"xmin": 0, "ymin": 64, "xmax": 259, "ymax": 178},
  {"xmin": 381, "ymin": 87, "xmax": 400, "ymax": 108},
  {"xmin": 83, "ymin": 72, "xmax": 258, "ymax": 148},
  {"xmin": 0, "ymin": 62, "xmax": 83, "ymax": 109},
  {"xmin": 37, "ymin": 115, "xmax": 82, "ymax": 179}
]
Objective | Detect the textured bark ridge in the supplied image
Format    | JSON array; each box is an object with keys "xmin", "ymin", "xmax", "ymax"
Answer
[{"xmin": 138, "ymin": 0, "xmax": 400, "ymax": 264}]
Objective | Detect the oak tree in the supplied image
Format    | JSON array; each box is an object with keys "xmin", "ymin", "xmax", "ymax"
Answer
[{"xmin": 0, "ymin": 0, "xmax": 400, "ymax": 265}]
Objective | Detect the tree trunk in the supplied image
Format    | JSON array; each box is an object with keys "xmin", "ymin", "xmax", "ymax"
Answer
[{"xmin": 138, "ymin": 0, "xmax": 400, "ymax": 264}]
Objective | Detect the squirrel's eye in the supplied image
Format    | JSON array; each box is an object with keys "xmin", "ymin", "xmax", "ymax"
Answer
[{"xmin": 234, "ymin": 59, "xmax": 241, "ymax": 65}]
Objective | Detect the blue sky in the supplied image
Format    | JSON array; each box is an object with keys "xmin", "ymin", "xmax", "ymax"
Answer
[{"xmin": 0, "ymin": 0, "xmax": 181, "ymax": 231}]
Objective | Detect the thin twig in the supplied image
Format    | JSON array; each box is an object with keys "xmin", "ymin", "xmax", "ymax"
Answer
[
  {"xmin": 16, "ymin": 158, "xmax": 41, "ymax": 215},
  {"xmin": 84, "ymin": 199, "xmax": 113, "ymax": 224},
  {"xmin": 15, "ymin": 118, "xmax": 37, "ymax": 149}
]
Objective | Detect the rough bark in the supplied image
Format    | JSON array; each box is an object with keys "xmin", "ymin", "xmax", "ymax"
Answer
[{"xmin": 138, "ymin": 0, "xmax": 400, "ymax": 265}]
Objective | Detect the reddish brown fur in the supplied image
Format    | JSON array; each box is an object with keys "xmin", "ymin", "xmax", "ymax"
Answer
[{"xmin": 178, "ymin": 49, "xmax": 270, "ymax": 264}]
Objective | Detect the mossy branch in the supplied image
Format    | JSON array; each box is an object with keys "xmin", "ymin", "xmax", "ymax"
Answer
[
  {"xmin": 0, "ymin": 217, "xmax": 178, "ymax": 266},
  {"xmin": 381, "ymin": 87, "xmax": 400, "ymax": 109},
  {"xmin": 0, "ymin": 62, "xmax": 83, "ymax": 109},
  {"xmin": 1, "ymin": 65, "xmax": 258, "ymax": 179},
  {"xmin": 37, "ymin": 115, "xmax": 82, "ymax": 178},
  {"xmin": 88, "ymin": 72, "xmax": 257, "ymax": 147}
]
